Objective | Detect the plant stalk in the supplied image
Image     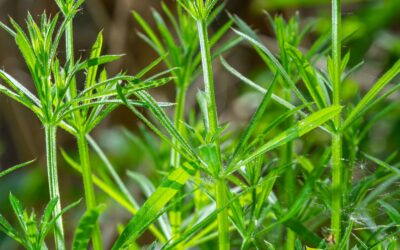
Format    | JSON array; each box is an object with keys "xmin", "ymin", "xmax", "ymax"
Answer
[
  {"xmin": 282, "ymin": 50, "xmax": 296, "ymax": 250},
  {"xmin": 216, "ymin": 178, "xmax": 230, "ymax": 250},
  {"xmin": 171, "ymin": 87, "xmax": 187, "ymax": 169},
  {"xmin": 77, "ymin": 134, "xmax": 103, "ymax": 250},
  {"xmin": 66, "ymin": 21, "xmax": 77, "ymax": 99},
  {"xmin": 197, "ymin": 20, "xmax": 219, "ymax": 135},
  {"xmin": 331, "ymin": 0, "xmax": 342, "ymax": 246},
  {"xmin": 284, "ymin": 144, "xmax": 296, "ymax": 250},
  {"xmin": 170, "ymin": 87, "xmax": 187, "ymax": 246},
  {"xmin": 65, "ymin": 8, "xmax": 103, "ymax": 249},
  {"xmin": 196, "ymin": 19, "xmax": 230, "ymax": 249},
  {"xmin": 44, "ymin": 125, "xmax": 65, "ymax": 250}
]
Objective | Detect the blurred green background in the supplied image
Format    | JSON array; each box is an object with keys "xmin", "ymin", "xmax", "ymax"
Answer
[{"xmin": 0, "ymin": 0, "xmax": 399, "ymax": 248}]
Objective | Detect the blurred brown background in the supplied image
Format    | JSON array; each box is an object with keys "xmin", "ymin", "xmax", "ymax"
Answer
[{"xmin": 1, "ymin": 0, "xmax": 399, "ymax": 168}]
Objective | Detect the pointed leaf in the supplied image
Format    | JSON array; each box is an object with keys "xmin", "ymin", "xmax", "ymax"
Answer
[
  {"xmin": 71, "ymin": 205, "xmax": 106, "ymax": 250},
  {"xmin": 239, "ymin": 106, "xmax": 342, "ymax": 167},
  {"xmin": 0, "ymin": 160, "xmax": 34, "ymax": 178},
  {"xmin": 0, "ymin": 214, "xmax": 23, "ymax": 244},
  {"xmin": 111, "ymin": 162, "xmax": 198, "ymax": 250},
  {"xmin": 9, "ymin": 193, "xmax": 28, "ymax": 234},
  {"xmin": 232, "ymin": 28, "xmax": 309, "ymax": 107},
  {"xmin": 343, "ymin": 60, "xmax": 400, "ymax": 129}
]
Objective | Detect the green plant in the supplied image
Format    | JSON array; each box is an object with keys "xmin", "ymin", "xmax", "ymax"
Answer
[
  {"xmin": 0, "ymin": 3, "xmax": 86, "ymax": 247},
  {"xmin": 0, "ymin": 161, "xmax": 34, "ymax": 179},
  {"xmin": 110, "ymin": 1, "xmax": 342, "ymax": 249},
  {"xmin": 0, "ymin": 194, "xmax": 80, "ymax": 250},
  {"xmin": 1, "ymin": 0, "xmax": 400, "ymax": 249},
  {"xmin": 175, "ymin": 1, "xmax": 233, "ymax": 248},
  {"xmin": 0, "ymin": 194, "xmax": 104, "ymax": 250},
  {"xmin": 0, "ymin": 0, "xmax": 172, "ymax": 248},
  {"xmin": 132, "ymin": 2, "xmax": 239, "ymax": 247},
  {"xmin": 225, "ymin": 1, "xmax": 400, "ymax": 249},
  {"xmin": 330, "ymin": 0, "xmax": 343, "ymax": 245}
]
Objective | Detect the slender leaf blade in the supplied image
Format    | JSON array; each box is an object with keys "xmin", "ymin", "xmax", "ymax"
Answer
[{"xmin": 111, "ymin": 162, "xmax": 198, "ymax": 250}]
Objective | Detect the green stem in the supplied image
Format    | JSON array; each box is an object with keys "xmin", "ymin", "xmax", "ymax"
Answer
[
  {"xmin": 65, "ymin": 8, "xmax": 103, "ymax": 248},
  {"xmin": 77, "ymin": 134, "xmax": 103, "ymax": 250},
  {"xmin": 66, "ymin": 21, "xmax": 77, "ymax": 99},
  {"xmin": 170, "ymin": 87, "xmax": 186, "ymax": 246},
  {"xmin": 331, "ymin": 0, "xmax": 342, "ymax": 246},
  {"xmin": 171, "ymin": 87, "xmax": 186, "ymax": 169},
  {"xmin": 282, "ymin": 56, "xmax": 296, "ymax": 250},
  {"xmin": 44, "ymin": 125, "xmax": 65, "ymax": 250},
  {"xmin": 216, "ymin": 178, "xmax": 230, "ymax": 250},
  {"xmin": 196, "ymin": 19, "xmax": 229, "ymax": 249},
  {"xmin": 197, "ymin": 20, "xmax": 219, "ymax": 135},
  {"xmin": 284, "ymin": 142, "xmax": 296, "ymax": 250}
]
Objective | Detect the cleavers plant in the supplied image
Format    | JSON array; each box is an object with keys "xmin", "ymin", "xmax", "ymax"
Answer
[
  {"xmin": 0, "ymin": 0, "xmax": 172, "ymax": 249},
  {"xmin": 1, "ymin": 0, "xmax": 400, "ymax": 249}
]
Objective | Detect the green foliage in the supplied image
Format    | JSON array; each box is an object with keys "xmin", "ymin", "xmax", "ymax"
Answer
[
  {"xmin": 0, "ymin": 160, "xmax": 35, "ymax": 179},
  {"xmin": 111, "ymin": 162, "xmax": 197, "ymax": 249},
  {"xmin": 0, "ymin": 194, "xmax": 80, "ymax": 250},
  {"xmin": 1, "ymin": 0, "xmax": 400, "ymax": 249},
  {"xmin": 71, "ymin": 205, "xmax": 105, "ymax": 250},
  {"xmin": 177, "ymin": 0, "xmax": 219, "ymax": 20}
]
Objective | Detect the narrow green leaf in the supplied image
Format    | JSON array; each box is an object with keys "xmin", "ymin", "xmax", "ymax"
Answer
[
  {"xmin": 72, "ymin": 205, "xmax": 106, "ymax": 250},
  {"xmin": 85, "ymin": 32, "xmax": 104, "ymax": 91},
  {"xmin": 61, "ymin": 147, "xmax": 167, "ymax": 243},
  {"xmin": 379, "ymin": 201, "xmax": 400, "ymax": 225},
  {"xmin": 26, "ymin": 211, "xmax": 39, "ymax": 248},
  {"xmin": 9, "ymin": 193, "xmax": 28, "ymax": 234},
  {"xmin": 343, "ymin": 60, "xmax": 400, "ymax": 129},
  {"xmin": 0, "ymin": 20, "xmax": 16, "ymax": 37},
  {"xmin": 239, "ymin": 106, "xmax": 342, "ymax": 167},
  {"xmin": 38, "ymin": 198, "xmax": 59, "ymax": 242},
  {"xmin": 254, "ymin": 166, "xmax": 282, "ymax": 219},
  {"xmin": 77, "ymin": 55, "xmax": 123, "ymax": 72},
  {"xmin": 127, "ymin": 171, "xmax": 171, "ymax": 239},
  {"xmin": 287, "ymin": 45, "xmax": 329, "ymax": 109},
  {"xmin": 72, "ymin": 77, "xmax": 174, "ymax": 104},
  {"xmin": 0, "ymin": 214, "xmax": 23, "ymax": 245},
  {"xmin": 0, "ymin": 160, "xmax": 34, "ymax": 178},
  {"xmin": 132, "ymin": 11, "xmax": 166, "ymax": 55},
  {"xmin": 363, "ymin": 153, "xmax": 400, "ymax": 176},
  {"xmin": 220, "ymin": 56, "xmax": 305, "ymax": 115},
  {"xmin": 228, "ymin": 75, "xmax": 278, "ymax": 170},
  {"xmin": 232, "ymin": 28, "xmax": 309, "ymax": 107},
  {"xmin": 0, "ymin": 70, "xmax": 40, "ymax": 106},
  {"xmin": 136, "ymin": 53, "xmax": 169, "ymax": 79},
  {"xmin": 133, "ymin": 91, "xmax": 200, "ymax": 164},
  {"xmin": 42, "ymin": 199, "xmax": 81, "ymax": 236},
  {"xmin": 111, "ymin": 162, "xmax": 198, "ymax": 250},
  {"xmin": 10, "ymin": 18, "xmax": 37, "ymax": 76}
]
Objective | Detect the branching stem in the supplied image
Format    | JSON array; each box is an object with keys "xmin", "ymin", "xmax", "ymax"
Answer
[{"xmin": 197, "ymin": 19, "xmax": 229, "ymax": 250}]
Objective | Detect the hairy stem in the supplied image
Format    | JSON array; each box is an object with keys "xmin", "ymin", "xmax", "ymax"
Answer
[
  {"xmin": 45, "ymin": 125, "xmax": 65, "ymax": 250},
  {"xmin": 197, "ymin": 20, "xmax": 219, "ymax": 135},
  {"xmin": 77, "ymin": 134, "xmax": 103, "ymax": 250},
  {"xmin": 196, "ymin": 19, "xmax": 229, "ymax": 249},
  {"xmin": 331, "ymin": 0, "xmax": 342, "ymax": 246}
]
